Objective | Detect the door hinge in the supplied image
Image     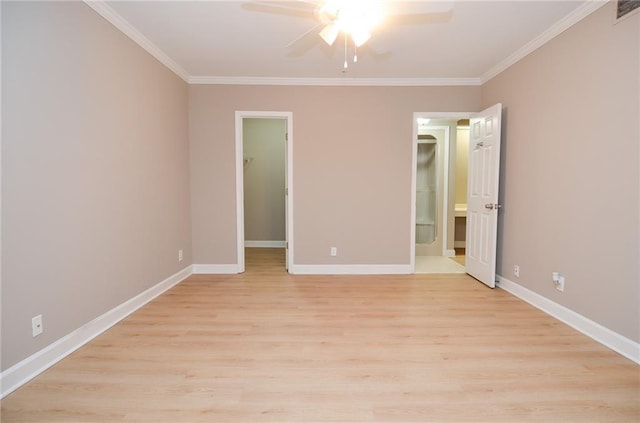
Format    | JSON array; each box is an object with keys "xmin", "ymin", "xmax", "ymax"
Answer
[
  {"xmin": 285, "ymin": 133, "xmax": 288, "ymax": 141},
  {"xmin": 285, "ymin": 187, "xmax": 288, "ymax": 195},
  {"xmin": 285, "ymin": 241, "xmax": 288, "ymax": 249}
]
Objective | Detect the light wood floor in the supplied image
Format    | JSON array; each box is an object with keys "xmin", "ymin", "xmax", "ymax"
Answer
[{"xmin": 2, "ymin": 248, "xmax": 638, "ymax": 422}]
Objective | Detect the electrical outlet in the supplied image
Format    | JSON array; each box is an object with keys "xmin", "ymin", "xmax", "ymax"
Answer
[
  {"xmin": 330, "ymin": 247, "xmax": 337, "ymax": 257},
  {"xmin": 32, "ymin": 315, "xmax": 43, "ymax": 337},
  {"xmin": 556, "ymin": 275, "xmax": 565, "ymax": 292},
  {"xmin": 514, "ymin": 265, "xmax": 520, "ymax": 278},
  {"xmin": 178, "ymin": 249, "xmax": 183, "ymax": 262}
]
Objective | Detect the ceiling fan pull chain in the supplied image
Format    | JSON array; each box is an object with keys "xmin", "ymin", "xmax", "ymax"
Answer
[{"xmin": 343, "ymin": 33, "xmax": 348, "ymax": 69}]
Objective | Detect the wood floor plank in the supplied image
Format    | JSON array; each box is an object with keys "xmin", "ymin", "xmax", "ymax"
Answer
[{"xmin": 1, "ymin": 248, "xmax": 638, "ymax": 422}]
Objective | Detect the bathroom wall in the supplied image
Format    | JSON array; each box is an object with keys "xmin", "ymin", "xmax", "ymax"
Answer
[
  {"xmin": 454, "ymin": 126, "xmax": 470, "ymax": 246},
  {"xmin": 455, "ymin": 127, "xmax": 470, "ymax": 205}
]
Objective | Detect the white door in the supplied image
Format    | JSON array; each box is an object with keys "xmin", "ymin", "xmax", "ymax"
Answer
[{"xmin": 466, "ymin": 103, "xmax": 502, "ymax": 287}]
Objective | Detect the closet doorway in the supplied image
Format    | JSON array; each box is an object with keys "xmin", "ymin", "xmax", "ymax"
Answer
[{"xmin": 235, "ymin": 112, "xmax": 293, "ymax": 273}]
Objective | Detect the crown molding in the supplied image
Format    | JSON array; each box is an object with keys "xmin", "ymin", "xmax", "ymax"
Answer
[
  {"xmin": 83, "ymin": 0, "xmax": 190, "ymax": 82},
  {"xmin": 480, "ymin": 0, "xmax": 608, "ymax": 84},
  {"xmin": 188, "ymin": 76, "xmax": 482, "ymax": 86}
]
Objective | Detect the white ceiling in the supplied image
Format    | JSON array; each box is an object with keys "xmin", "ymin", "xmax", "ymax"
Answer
[{"xmin": 95, "ymin": 0, "xmax": 604, "ymax": 84}]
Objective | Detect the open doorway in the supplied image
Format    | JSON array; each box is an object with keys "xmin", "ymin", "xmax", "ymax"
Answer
[
  {"xmin": 452, "ymin": 119, "xmax": 470, "ymax": 267},
  {"xmin": 411, "ymin": 113, "xmax": 470, "ymax": 274},
  {"xmin": 235, "ymin": 112, "xmax": 293, "ymax": 273}
]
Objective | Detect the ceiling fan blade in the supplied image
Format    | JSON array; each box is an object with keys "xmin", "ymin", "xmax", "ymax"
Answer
[
  {"xmin": 319, "ymin": 23, "xmax": 339, "ymax": 46},
  {"xmin": 358, "ymin": 43, "xmax": 392, "ymax": 61},
  {"xmin": 241, "ymin": 1, "xmax": 317, "ymax": 19},
  {"xmin": 296, "ymin": 0, "xmax": 323, "ymax": 6},
  {"xmin": 285, "ymin": 22, "xmax": 323, "ymax": 49}
]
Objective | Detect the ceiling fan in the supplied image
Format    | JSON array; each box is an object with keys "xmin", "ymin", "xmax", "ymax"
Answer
[{"xmin": 243, "ymin": 0, "xmax": 454, "ymax": 69}]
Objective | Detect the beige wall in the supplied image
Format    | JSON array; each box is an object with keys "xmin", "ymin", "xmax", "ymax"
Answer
[
  {"xmin": 1, "ymin": 2, "xmax": 192, "ymax": 370},
  {"xmin": 243, "ymin": 118, "xmax": 286, "ymax": 242},
  {"xmin": 189, "ymin": 85, "xmax": 481, "ymax": 265},
  {"xmin": 482, "ymin": 2, "xmax": 639, "ymax": 341}
]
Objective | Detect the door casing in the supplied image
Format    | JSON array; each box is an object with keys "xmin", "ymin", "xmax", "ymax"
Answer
[{"xmin": 235, "ymin": 111, "xmax": 293, "ymax": 272}]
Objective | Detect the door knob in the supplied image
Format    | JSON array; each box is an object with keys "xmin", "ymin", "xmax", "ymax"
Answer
[{"xmin": 484, "ymin": 203, "xmax": 494, "ymax": 210}]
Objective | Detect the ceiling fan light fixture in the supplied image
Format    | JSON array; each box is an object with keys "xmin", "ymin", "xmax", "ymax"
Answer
[
  {"xmin": 318, "ymin": 1, "xmax": 339, "ymax": 23},
  {"xmin": 351, "ymin": 28, "xmax": 370, "ymax": 47},
  {"xmin": 318, "ymin": 0, "xmax": 384, "ymax": 47},
  {"xmin": 319, "ymin": 23, "xmax": 340, "ymax": 45}
]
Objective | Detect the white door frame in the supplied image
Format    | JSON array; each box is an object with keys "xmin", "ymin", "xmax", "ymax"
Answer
[
  {"xmin": 410, "ymin": 112, "xmax": 471, "ymax": 273},
  {"xmin": 235, "ymin": 111, "xmax": 293, "ymax": 273}
]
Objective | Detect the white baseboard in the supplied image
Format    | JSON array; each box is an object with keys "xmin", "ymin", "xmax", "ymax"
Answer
[
  {"xmin": 454, "ymin": 241, "xmax": 466, "ymax": 248},
  {"xmin": 192, "ymin": 263, "xmax": 242, "ymax": 274},
  {"xmin": 444, "ymin": 249, "xmax": 456, "ymax": 257},
  {"xmin": 290, "ymin": 264, "xmax": 411, "ymax": 275},
  {"xmin": 496, "ymin": 275, "xmax": 640, "ymax": 364},
  {"xmin": 245, "ymin": 240, "xmax": 285, "ymax": 248},
  {"xmin": 0, "ymin": 265, "xmax": 193, "ymax": 399}
]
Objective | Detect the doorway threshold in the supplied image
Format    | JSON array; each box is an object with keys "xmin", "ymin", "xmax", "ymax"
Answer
[{"xmin": 415, "ymin": 256, "xmax": 465, "ymax": 274}]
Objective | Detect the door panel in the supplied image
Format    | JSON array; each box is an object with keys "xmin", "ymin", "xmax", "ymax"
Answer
[{"xmin": 466, "ymin": 104, "xmax": 502, "ymax": 287}]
